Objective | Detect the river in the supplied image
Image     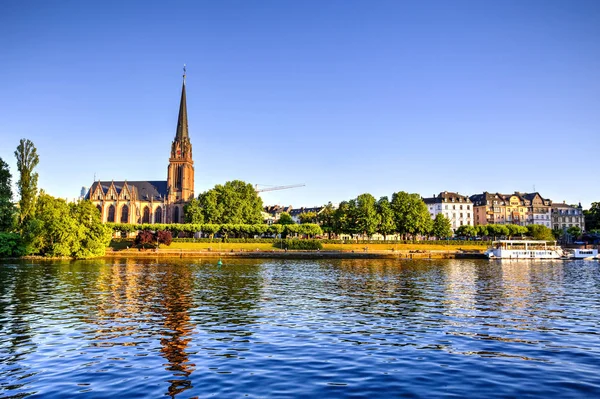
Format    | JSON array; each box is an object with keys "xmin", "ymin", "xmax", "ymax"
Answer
[{"xmin": 1, "ymin": 258, "xmax": 599, "ymax": 398}]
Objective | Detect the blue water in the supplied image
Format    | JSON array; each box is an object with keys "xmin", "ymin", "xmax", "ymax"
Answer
[{"xmin": 1, "ymin": 258, "xmax": 600, "ymax": 398}]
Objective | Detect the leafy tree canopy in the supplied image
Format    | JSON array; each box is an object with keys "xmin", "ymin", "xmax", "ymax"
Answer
[
  {"xmin": 15, "ymin": 139, "xmax": 39, "ymax": 226},
  {"xmin": 376, "ymin": 196, "xmax": 396, "ymax": 239},
  {"xmin": 277, "ymin": 212, "xmax": 295, "ymax": 225},
  {"xmin": 0, "ymin": 157, "xmax": 15, "ymax": 232},
  {"xmin": 194, "ymin": 180, "xmax": 264, "ymax": 224},
  {"xmin": 584, "ymin": 202, "xmax": 600, "ymax": 231},
  {"xmin": 432, "ymin": 214, "xmax": 452, "ymax": 239}
]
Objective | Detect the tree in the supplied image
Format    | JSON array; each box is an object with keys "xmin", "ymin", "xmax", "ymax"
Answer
[
  {"xmin": 584, "ymin": 203, "xmax": 600, "ymax": 231},
  {"xmin": 21, "ymin": 193, "xmax": 111, "ymax": 257},
  {"xmin": 476, "ymin": 224, "xmax": 489, "ymax": 238},
  {"xmin": 70, "ymin": 200, "xmax": 112, "ymax": 258},
  {"xmin": 298, "ymin": 211, "xmax": 318, "ymax": 224},
  {"xmin": 432, "ymin": 214, "xmax": 452, "ymax": 239},
  {"xmin": 527, "ymin": 224, "xmax": 554, "ymax": 241},
  {"xmin": 183, "ymin": 198, "xmax": 204, "ymax": 223},
  {"xmin": 390, "ymin": 191, "xmax": 432, "ymax": 240},
  {"xmin": 317, "ymin": 202, "xmax": 335, "ymax": 239},
  {"xmin": 15, "ymin": 139, "xmax": 39, "ymax": 226},
  {"xmin": 0, "ymin": 157, "xmax": 15, "ymax": 231},
  {"xmin": 455, "ymin": 225, "xmax": 477, "ymax": 238},
  {"xmin": 0, "ymin": 232, "xmax": 26, "ymax": 257},
  {"xmin": 277, "ymin": 212, "xmax": 295, "ymax": 225},
  {"xmin": 376, "ymin": 196, "xmax": 396, "ymax": 240},
  {"xmin": 135, "ymin": 230, "xmax": 155, "ymax": 249},
  {"xmin": 567, "ymin": 226, "xmax": 582, "ymax": 240},
  {"xmin": 197, "ymin": 180, "xmax": 263, "ymax": 224},
  {"xmin": 157, "ymin": 230, "xmax": 173, "ymax": 247},
  {"xmin": 355, "ymin": 193, "xmax": 378, "ymax": 238}
]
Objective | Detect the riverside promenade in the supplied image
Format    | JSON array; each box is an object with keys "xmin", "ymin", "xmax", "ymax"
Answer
[{"xmin": 103, "ymin": 248, "xmax": 486, "ymax": 260}]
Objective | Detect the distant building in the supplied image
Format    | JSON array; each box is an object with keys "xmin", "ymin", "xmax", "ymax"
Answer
[
  {"xmin": 289, "ymin": 207, "xmax": 324, "ymax": 223},
  {"xmin": 85, "ymin": 72, "xmax": 194, "ymax": 224},
  {"xmin": 552, "ymin": 202, "xmax": 585, "ymax": 231},
  {"xmin": 470, "ymin": 192, "xmax": 552, "ymax": 227},
  {"xmin": 422, "ymin": 191, "xmax": 473, "ymax": 231},
  {"xmin": 264, "ymin": 205, "xmax": 293, "ymax": 224}
]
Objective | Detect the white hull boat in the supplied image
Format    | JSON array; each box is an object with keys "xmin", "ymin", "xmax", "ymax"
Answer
[{"xmin": 485, "ymin": 240, "xmax": 564, "ymax": 260}]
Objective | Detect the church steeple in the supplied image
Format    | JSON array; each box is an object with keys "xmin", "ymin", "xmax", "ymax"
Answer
[
  {"xmin": 175, "ymin": 65, "xmax": 189, "ymax": 140},
  {"xmin": 167, "ymin": 65, "xmax": 195, "ymax": 223}
]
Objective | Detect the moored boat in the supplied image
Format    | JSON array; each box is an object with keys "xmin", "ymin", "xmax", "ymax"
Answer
[
  {"xmin": 564, "ymin": 248, "xmax": 599, "ymax": 260},
  {"xmin": 485, "ymin": 240, "xmax": 564, "ymax": 259}
]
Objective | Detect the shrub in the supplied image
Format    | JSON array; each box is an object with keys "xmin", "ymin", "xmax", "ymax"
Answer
[
  {"xmin": 0, "ymin": 233, "xmax": 27, "ymax": 257},
  {"xmin": 273, "ymin": 239, "xmax": 323, "ymax": 250}
]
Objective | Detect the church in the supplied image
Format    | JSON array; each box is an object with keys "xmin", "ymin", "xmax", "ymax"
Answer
[{"xmin": 85, "ymin": 71, "xmax": 195, "ymax": 224}]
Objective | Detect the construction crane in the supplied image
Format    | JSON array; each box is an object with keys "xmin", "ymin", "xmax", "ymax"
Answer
[{"xmin": 254, "ymin": 183, "xmax": 305, "ymax": 193}]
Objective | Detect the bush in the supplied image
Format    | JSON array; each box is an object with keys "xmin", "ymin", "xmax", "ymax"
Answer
[
  {"xmin": 273, "ymin": 239, "xmax": 323, "ymax": 250},
  {"xmin": 0, "ymin": 233, "xmax": 27, "ymax": 257}
]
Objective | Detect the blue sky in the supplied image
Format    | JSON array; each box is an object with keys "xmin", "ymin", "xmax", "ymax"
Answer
[{"xmin": 1, "ymin": 0, "xmax": 599, "ymax": 208}]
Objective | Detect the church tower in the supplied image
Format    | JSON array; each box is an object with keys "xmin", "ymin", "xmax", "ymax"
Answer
[{"xmin": 167, "ymin": 67, "xmax": 195, "ymax": 223}]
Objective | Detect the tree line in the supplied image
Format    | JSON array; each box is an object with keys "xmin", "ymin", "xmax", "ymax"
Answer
[
  {"xmin": 107, "ymin": 222, "xmax": 323, "ymax": 239},
  {"xmin": 0, "ymin": 139, "xmax": 111, "ymax": 257},
  {"xmin": 313, "ymin": 193, "xmax": 452, "ymax": 240}
]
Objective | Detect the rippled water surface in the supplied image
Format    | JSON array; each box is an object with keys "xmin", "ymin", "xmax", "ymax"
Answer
[{"xmin": 1, "ymin": 258, "xmax": 600, "ymax": 398}]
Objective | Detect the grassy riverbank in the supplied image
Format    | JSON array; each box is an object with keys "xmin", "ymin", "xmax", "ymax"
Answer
[
  {"xmin": 106, "ymin": 240, "xmax": 486, "ymax": 259},
  {"xmin": 110, "ymin": 240, "xmax": 486, "ymax": 252}
]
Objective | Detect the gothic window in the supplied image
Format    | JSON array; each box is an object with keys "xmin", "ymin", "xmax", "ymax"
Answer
[
  {"xmin": 107, "ymin": 205, "xmax": 115, "ymax": 222},
  {"xmin": 173, "ymin": 206, "xmax": 180, "ymax": 224},
  {"xmin": 96, "ymin": 205, "xmax": 102, "ymax": 216},
  {"xmin": 142, "ymin": 206, "xmax": 150, "ymax": 224},
  {"xmin": 121, "ymin": 205, "xmax": 129, "ymax": 223},
  {"xmin": 175, "ymin": 165, "xmax": 183, "ymax": 190},
  {"xmin": 155, "ymin": 207, "xmax": 162, "ymax": 223}
]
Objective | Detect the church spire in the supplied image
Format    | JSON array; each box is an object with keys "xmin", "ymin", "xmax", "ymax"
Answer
[{"xmin": 175, "ymin": 64, "xmax": 189, "ymax": 140}]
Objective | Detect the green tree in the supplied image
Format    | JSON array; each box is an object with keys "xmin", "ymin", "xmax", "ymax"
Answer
[
  {"xmin": 0, "ymin": 232, "xmax": 27, "ymax": 257},
  {"xmin": 567, "ymin": 226, "xmax": 582, "ymax": 240},
  {"xmin": 333, "ymin": 201, "xmax": 350, "ymax": 235},
  {"xmin": 584, "ymin": 203, "xmax": 600, "ymax": 231},
  {"xmin": 432, "ymin": 214, "xmax": 452, "ymax": 239},
  {"xmin": 355, "ymin": 193, "xmax": 378, "ymax": 238},
  {"xmin": 298, "ymin": 211, "xmax": 318, "ymax": 224},
  {"xmin": 527, "ymin": 224, "xmax": 555, "ymax": 241},
  {"xmin": 277, "ymin": 212, "xmax": 295, "ymax": 225},
  {"xmin": 71, "ymin": 200, "xmax": 112, "ymax": 258},
  {"xmin": 376, "ymin": 196, "xmax": 396, "ymax": 240},
  {"xmin": 455, "ymin": 225, "xmax": 477, "ymax": 238},
  {"xmin": 197, "ymin": 180, "xmax": 263, "ymax": 224},
  {"xmin": 390, "ymin": 191, "xmax": 432, "ymax": 240},
  {"xmin": 183, "ymin": 198, "xmax": 204, "ymax": 223},
  {"xmin": 0, "ymin": 157, "xmax": 15, "ymax": 231},
  {"xmin": 15, "ymin": 139, "xmax": 39, "ymax": 226},
  {"xmin": 476, "ymin": 224, "xmax": 489, "ymax": 238},
  {"xmin": 317, "ymin": 202, "xmax": 335, "ymax": 239},
  {"xmin": 22, "ymin": 193, "xmax": 111, "ymax": 257}
]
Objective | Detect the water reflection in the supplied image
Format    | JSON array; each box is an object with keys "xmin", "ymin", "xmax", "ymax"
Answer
[{"xmin": 1, "ymin": 258, "xmax": 600, "ymax": 398}]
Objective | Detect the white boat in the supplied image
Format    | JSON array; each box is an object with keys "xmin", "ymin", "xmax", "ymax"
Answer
[
  {"xmin": 485, "ymin": 240, "xmax": 564, "ymax": 259},
  {"xmin": 564, "ymin": 248, "xmax": 599, "ymax": 260}
]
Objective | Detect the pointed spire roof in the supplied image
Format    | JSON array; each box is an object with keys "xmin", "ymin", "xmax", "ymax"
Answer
[{"xmin": 175, "ymin": 65, "xmax": 189, "ymax": 140}]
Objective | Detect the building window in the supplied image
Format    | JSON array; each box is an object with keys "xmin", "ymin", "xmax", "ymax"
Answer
[
  {"xmin": 107, "ymin": 205, "xmax": 115, "ymax": 223},
  {"xmin": 142, "ymin": 206, "xmax": 150, "ymax": 224},
  {"xmin": 96, "ymin": 205, "xmax": 102, "ymax": 217},
  {"xmin": 121, "ymin": 205, "xmax": 129, "ymax": 223},
  {"xmin": 155, "ymin": 207, "xmax": 162, "ymax": 223},
  {"xmin": 173, "ymin": 206, "xmax": 180, "ymax": 224}
]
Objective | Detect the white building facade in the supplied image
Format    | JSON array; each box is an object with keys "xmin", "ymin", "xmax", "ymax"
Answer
[{"xmin": 423, "ymin": 191, "xmax": 474, "ymax": 231}]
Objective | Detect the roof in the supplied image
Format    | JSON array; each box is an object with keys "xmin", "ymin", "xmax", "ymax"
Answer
[
  {"xmin": 86, "ymin": 181, "xmax": 167, "ymax": 201},
  {"xmin": 175, "ymin": 76, "xmax": 189, "ymax": 139},
  {"xmin": 289, "ymin": 207, "xmax": 323, "ymax": 216},
  {"xmin": 423, "ymin": 191, "xmax": 472, "ymax": 204}
]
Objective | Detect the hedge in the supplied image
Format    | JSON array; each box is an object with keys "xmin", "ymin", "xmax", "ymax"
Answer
[{"xmin": 274, "ymin": 239, "xmax": 323, "ymax": 250}]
